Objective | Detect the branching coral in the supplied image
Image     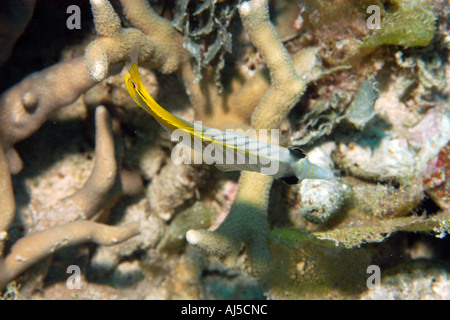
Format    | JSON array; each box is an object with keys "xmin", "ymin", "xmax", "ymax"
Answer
[
  {"xmin": 84, "ymin": 0, "xmax": 185, "ymax": 81},
  {"xmin": 0, "ymin": 106, "xmax": 141, "ymax": 290},
  {"xmin": 85, "ymin": 0, "xmax": 322, "ymax": 131},
  {"xmin": 28, "ymin": 106, "xmax": 143, "ymax": 233},
  {"xmin": 0, "ymin": 144, "xmax": 15, "ymax": 257},
  {"xmin": 1, "ymin": 0, "xmax": 446, "ymax": 299},
  {"xmin": 0, "ymin": 57, "xmax": 97, "ymax": 174},
  {"xmin": 0, "ymin": 221, "xmax": 139, "ymax": 289},
  {"xmin": 180, "ymin": 41, "xmax": 322, "ymax": 129},
  {"xmin": 186, "ymin": 0, "xmax": 311, "ymax": 270}
]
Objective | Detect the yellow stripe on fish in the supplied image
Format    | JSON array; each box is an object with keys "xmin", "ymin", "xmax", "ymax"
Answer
[
  {"xmin": 125, "ymin": 60, "xmax": 264, "ymax": 162},
  {"xmin": 124, "ymin": 53, "xmax": 334, "ymax": 184}
]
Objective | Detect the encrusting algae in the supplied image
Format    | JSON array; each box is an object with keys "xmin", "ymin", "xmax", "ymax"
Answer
[{"xmin": 0, "ymin": 0, "xmax": 448, "ymax": 300}]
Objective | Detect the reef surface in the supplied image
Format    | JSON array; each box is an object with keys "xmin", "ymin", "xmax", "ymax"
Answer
[{"xmin": 0, "ymin": 0, "xmax": 449, "ymax": 300}]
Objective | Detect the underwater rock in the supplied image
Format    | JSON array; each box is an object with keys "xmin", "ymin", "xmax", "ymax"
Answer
[
  {"xmin": 146, "ymin": 161, "xmax": 198, "ymax": 221},
  {"xmin": 129, "ymin": 144, "xmax": 166, "ymax": 181},
  {"xmin": 394, "ymin": 50, "xmax": 447, "ymax": 113},
  {"xmin": 90, "ymin": 197, "xmax": 165, "ymax": 272},
  {"xmin": 296, "ymin": 143, "xmax": 348, "ymax": 224},
  {"xmin": 281, "ymin": 0, "xmax": 379, "ymax": 67},
  {"xmin": 201, "ymin": 260, "xmax": 265, "ymax": 299},
  {"xmin": 298, "ymin": 179, "xmax": 348, "ymax": 224},
  {"xmin": 110, "ymin": 260, "xmax": 145, "ymax": 288},
  {"xmin": 336, "ymin": 106, "xmax": 450, "ymax": 183},
  {"xmin": 360, "ymin": 261, "xmax": 450, "ymax": 300},
  {"xmin": 342, "ymin": 79, "xmax": 380, "ymax": 130},
  {"xmin": 402, "ymin": 51, "xmax": 447, "ymax": 92},
  {"xmin": 347, "ymin": 178, "xmax": 423, "ymax": 218},
  {"xmin": 424, "ymin": 142, "xmax": 450, "ymax": 210},
  {"xmin": 157, "ymin": 201, "xmax": 215, "ymax": 253}
]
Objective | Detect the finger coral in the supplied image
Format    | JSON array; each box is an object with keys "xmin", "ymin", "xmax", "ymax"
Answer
[
  {"xmin": 0, "ymin": 106, "xmax": 141, "ymax": 290},
  {"xmin": 84, "ymin": 0, "xmax": 184, "ymax": 81},
  {"xmin": 0, "ymin": 57, "xmax": 97, "ymax": 174},
  {"xmin": 28, "ymin": 106, "xmax": 143, "ymax": 233},
  {"xmin": 1, "ymin": 0, "xmax": 448, "ymax": 300},
  {"xmin": 186, "ymin": 0, "xmax": 313, "ymax": 270},
  {"xmin": 0, "ymin": 221, "xmax": 139, "ymax": 289},
  {"xmin": 0, "ymin": 144, "xmax": 15, "ymax": 257}
]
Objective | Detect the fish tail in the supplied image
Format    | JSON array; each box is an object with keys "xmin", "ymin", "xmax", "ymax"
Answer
[
  {"xmin": 125, "ymin": 58, "xmax": 166, "ymax": 118},
  {"xmin": 124, "ymin": 49, "xmax": 195, "ymax": 134}
]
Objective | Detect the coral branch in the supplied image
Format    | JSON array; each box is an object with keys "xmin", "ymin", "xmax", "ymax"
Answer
[
  {"xmin": 120, "ymin": 0, "xmax": 183, "ymax": 73},
  {"xmin": 240, "ymin": 0, "xmax": 307, "ymax": 130},
  {"xmin": 181, "ymin": 45, "xmax": 320, "ymax": 129},
  {"xmin": 0, "ymin": 221, "xmax": 139, "ymax": 289},
  {"xmin": 65, "ymin": 105, "xmax": 118, "ymax": 219},
  {"xmin": 0, "ymin": 144, "xmax": 15, "ymax": 255},
  {"xmin": 187, "ymin": 0, "xmax": 308, "ymax": 271},
  {"xmin": 0, "ymin": 106, "xmax": 142, "ymax": 290},
  {"xmin": 29, "ymin": 106, "xmax": 142, "ymax": 232},
  {"xmin": 91, "ymin": 0, "xmax": 122, "ymax": 37},
  {"xmin": 84, "ymin": 0, "xmax": 184, "ymax": 81},
  {"xmin": 187, "ymin": 173, "xmax": 273, "ymax": 268},
  {"xmin": 0, "ymin": 57, "xmax": 97, "ymax": 174}
]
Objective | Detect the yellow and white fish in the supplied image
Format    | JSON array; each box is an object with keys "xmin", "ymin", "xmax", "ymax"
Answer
[{"xmin": 124, "ymin": 51, "xmax": 333, "ymax": 184}]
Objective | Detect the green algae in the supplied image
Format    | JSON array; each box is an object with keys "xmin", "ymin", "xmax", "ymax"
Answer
[
  {"xmin": 157, "ymin": 201, "xmax": 215, "ymax": 253},
  {"xmin": 313, "ymin": 210, "xmax": 450, "ymax": 248},
  {"xmin": 266, "ymin": 229, "xmax": 373, "ymax": 298},
  {"xmin": 362, "ymin": 0, "xmax": 436, "ymax": 48}
]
